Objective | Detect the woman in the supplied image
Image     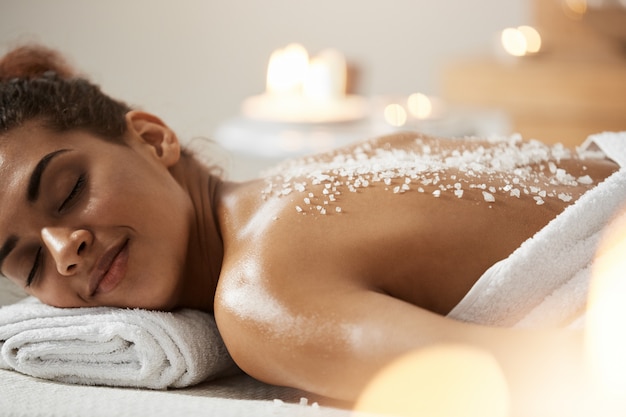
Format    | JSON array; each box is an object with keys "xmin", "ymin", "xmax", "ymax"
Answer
[{"xmin": 0, "ymin": 45, "xmax": 620, "ymax": 415}]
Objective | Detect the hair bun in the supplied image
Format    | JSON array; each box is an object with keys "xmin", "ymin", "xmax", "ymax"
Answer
[{"xmin": 0, "ymin": 44, "xmax": 76, "ymax": 82}]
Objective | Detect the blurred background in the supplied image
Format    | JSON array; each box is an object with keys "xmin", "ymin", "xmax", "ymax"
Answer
[{"xmin": 1, "ymin": 0, "xmax": 625, "ymax": 179}]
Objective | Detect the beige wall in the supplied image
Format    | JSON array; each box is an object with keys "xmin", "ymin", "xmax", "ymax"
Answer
[{"xmin": 0, "ymin": 0, "xmax": 528, "ymax": 141}]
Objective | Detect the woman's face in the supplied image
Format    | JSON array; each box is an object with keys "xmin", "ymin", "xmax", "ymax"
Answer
[{"xmin": 0, "ymin": 114, "xmax": 194, "ymax": 310}]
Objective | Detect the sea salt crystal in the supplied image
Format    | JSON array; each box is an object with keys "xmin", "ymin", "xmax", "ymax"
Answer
[
  {"xmin": 393, "ymin": 186, "xmax": 401, "ymax": 193},
  {"xmin": 433, "ymin": 190, "xmax": 441, "ymax": 197},
  {"xmin": 299, "ymin": 398, "xmax": 308, "ymax": 406},
  {"xmin": 510, "ymin": 188, "xmax": 521, "ymax": 198},
  {"xmin": 577, "ymin": 175, "xmax": 593, "ymax": 184},
  {"xmin": 402, "ymin": 183, "xmax": 410, "ymax": 191},
  {"xmin": 295, "ymin": 206, "xmax": 303, "ymax": 213},
  {"xmin": 335, "ymin": 207, "xmax": 342, "ymax": 213},
  {"xmin": 548, "ymin": 161, "xmax": 557, "ymax": 174},
  {"xmin": 482, "ymin": 191, "xmax": 495, "ymax": 202},
  {"xmin": 534, "ymin": 196, "xmax": 545, "ymax": 205},
  {"xmin": 556, "ymin": 169, "xmax": 577, "ymax": 185},
  {"xmin": 454, "ymin": 189, "xmax": 464, "ymax": 198},
  {"xmin": 558, "ymin": 193, "xmax": 573, "ymax": 202},
  {"xmin": 304, "ymin": 197, "xmax": 311, "ymax": 205}
]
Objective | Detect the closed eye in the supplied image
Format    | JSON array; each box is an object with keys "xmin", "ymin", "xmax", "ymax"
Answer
[
  {"xmin": 26, "ymin": 247, "xmax": 42, "ymax": 287},
  {"xmin": 58, "ymin": 174, "xmax": 87, "ymax": 213}
]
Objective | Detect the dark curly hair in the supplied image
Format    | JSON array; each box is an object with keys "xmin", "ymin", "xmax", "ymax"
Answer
[{"xmin": 0, "ymin": 45, "xmax": 131, "ymax": 139}]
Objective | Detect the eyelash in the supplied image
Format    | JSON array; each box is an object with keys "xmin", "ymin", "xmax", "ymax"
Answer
[
  {"xmin": 25, "ymin": 174, "xmax": 88, "ymax": 287},
  {"xmin": 26, "ymin": 247, "xmax": 42, "ymax": 287},
  {"xmin": 58, "ymin": 174, "xmax": 87, "ymax": 213}
]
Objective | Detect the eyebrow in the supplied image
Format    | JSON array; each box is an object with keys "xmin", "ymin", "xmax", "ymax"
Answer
[
  {"xmin": 27, "ymin": 149, "xmax": 71, "ymax": 202},
  {"xmin": 0, "ymin": 149, "xmax": 71, "ymax": 275},
  {"xmin": 0, "ymin": 235, "xmax": 18, "ymax": 275}
]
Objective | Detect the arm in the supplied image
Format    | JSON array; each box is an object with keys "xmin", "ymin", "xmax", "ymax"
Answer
[{"xmin": 216, "ymin": 284, "xmax": 591, "ymax": 417}]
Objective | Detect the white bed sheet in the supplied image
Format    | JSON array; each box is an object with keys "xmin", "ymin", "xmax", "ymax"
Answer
[{"xmin": 0, "ymin": 369, "xmax": 354, "ymax": 417}]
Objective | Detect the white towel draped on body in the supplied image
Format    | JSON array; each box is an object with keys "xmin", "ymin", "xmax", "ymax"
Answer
[
  {"xmin": 448, "ymin": 132, "xmax": 626, "ymax": 328},
  {"xmin": 0, "ymin": 298, "xmax": 237, "ymax": 389}
]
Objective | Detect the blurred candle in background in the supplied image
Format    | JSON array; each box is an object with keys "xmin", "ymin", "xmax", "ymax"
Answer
[
  {"xmin": 266, "ymin": 43, "xmax": 309, "ymax": 96},
  {"xmin": 499, "ymin": 25, "xmax": 542, "ymax": 58},
  {"xmin": 303, "ymin": 48, "xmax": 347, "ymax": 101},
  {"xmin": 242, "ymin": 43, "xmax": 365, "ymax": 123},
  {"xmin": 407, "ymin": 93, "xmax": 433, "ymax": 120}
]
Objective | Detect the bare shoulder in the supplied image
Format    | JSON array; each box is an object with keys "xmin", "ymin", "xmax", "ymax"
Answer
[{"xmin": 215, "ymin": 131, "xmax": 619, "ymax": 317}]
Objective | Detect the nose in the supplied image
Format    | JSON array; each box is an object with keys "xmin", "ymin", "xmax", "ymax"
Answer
[{"xmin": 41, "ymin": 227, "xmax": 93, "ymax": 276}]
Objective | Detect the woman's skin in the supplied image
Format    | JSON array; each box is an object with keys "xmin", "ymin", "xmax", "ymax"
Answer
[{"xmin": 0, "ymin": 111, "xmax": 619, "ymax": 416}]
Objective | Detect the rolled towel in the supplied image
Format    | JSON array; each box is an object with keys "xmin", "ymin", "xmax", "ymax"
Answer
[{"xmin": 0, "ymin": 298, "xmax": 237, "ymax": 389}]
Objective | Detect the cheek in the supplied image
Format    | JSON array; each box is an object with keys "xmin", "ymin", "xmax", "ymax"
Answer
[{"xmin": 34, "ymin": 283, "xmax": 84, "ymax": 308}]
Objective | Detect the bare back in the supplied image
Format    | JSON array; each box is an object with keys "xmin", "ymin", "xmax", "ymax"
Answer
[
  {"xmin": 216, "ymin": 132, "xmax": 618, "ymax": 315},
  {"xmin": 213, "ymin": 132, "xmax": 619, "ymax": 405}
]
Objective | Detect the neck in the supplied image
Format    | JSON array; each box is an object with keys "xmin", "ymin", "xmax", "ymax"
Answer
[{"xmin": 170, "ymin": 154, "xmax": 225, "ymax": 312}]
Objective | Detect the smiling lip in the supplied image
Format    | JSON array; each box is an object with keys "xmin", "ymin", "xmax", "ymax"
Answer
[{"xmin": 89, "ymin": 239, "xmax": 129, "ymax": 296}]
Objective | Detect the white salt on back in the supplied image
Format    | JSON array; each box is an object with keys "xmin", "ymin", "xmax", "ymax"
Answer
[{"xmin": 261, "ymin": 134, "xmax": 604, "ymax": 215}]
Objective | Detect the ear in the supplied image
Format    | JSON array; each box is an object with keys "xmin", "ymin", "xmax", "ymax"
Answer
[{"xmin": 124, "ymin": 110, "xmax": 181, "ymax": 167}]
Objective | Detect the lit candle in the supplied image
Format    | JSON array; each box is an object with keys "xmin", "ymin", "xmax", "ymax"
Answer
[
  {"xmin": 407, "ymin": 93, "xmax": 433, "ymax": 120},
  {"xmin": 242, "ymin": 43, "xmax": 366, "ymax": 123},
  {"xmin": 302, "ymin": 48, "xmax": 347, "ymax": 101},
  {"xmin": 499, "ymin": 26, "xmax": 542, "ymax": 58},
  {"xmin": 266, "ymin": 43, "xmax": 309, "ymax": 96}
]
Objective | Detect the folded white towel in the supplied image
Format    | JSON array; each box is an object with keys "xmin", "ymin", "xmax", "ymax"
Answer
[
  {"xmin": 0, "ymin": 298, "xmax": 237, "ymax": 389},
  {"xmin": 448, "ymin": 132, "xmax": 626, "ymax": 328}
]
